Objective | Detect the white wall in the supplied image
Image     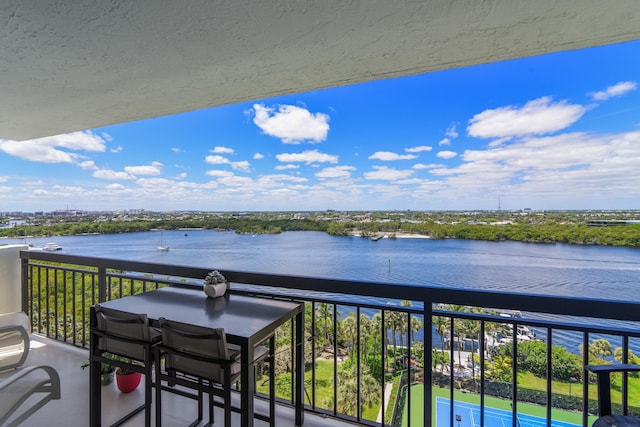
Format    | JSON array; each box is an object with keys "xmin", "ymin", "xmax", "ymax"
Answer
[{"xmin": 0, "ymin": 245, "xmax": 28, "ymax": 313}]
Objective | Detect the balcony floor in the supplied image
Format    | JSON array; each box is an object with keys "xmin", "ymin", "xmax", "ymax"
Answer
[{"xmin": 0, "ymin": 334, "xmax": 353, "ymax": 427}]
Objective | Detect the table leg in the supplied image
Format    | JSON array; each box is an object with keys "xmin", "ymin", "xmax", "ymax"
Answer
[
  {"xmin": 295, "ymin": 309, "xmax": 304, "ymax": 426},
  {"xmin": 241, "ymin": 342, "xmax": 255, "ymax": 427},
  {"xmin": 89, "ymin": 309, "xmax": 101, "ymax": 426}
]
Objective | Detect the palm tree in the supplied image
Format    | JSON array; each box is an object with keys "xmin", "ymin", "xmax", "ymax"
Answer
[
  {"xmin": 579, "ymin": 338, "xmax": 613, "ymax": 363},
  {"xmin": 433, "ymin": 315, "xmax": 449, "ymax": 356},
  {"xmin": 450, "ymin": 305, "xmax": 468, "ymax": 368},
  {"xmin": 490, "ymin": 355, "xmax": 512, "ymax": 381},
  {"xmin": 316, "ymin": 303, "xmax": 334, "ymax": 349},
  {"xmin": 341, "ymin": 312, "xmax": 358, "ymax": 355}
]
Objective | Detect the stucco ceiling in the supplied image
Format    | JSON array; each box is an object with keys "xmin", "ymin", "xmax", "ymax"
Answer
[{"xmin": 2, "ymin": 1, "xmax": 640, "ymax": 141}]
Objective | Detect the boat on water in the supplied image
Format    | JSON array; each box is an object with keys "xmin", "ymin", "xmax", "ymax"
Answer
[
  {"xmin": 157, "ymin": 232, "xmax": 169, "ymax": 251},
  {"xmin": 43, "ymin": 242, "xmax": 62, "ymax": 251}
]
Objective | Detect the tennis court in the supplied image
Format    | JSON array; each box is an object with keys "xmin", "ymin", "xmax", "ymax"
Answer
[{"xmin": 435, "ymin": 398, "xmax": 580, "ymax": 427}]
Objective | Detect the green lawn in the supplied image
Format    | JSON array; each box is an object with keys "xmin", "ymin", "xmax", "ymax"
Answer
[{"xmin": 257, "ymin": 360, "xmax": 382, "ymax": 422}]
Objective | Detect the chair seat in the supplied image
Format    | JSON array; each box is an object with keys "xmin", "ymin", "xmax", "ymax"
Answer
[{"xmin": 594, "ymin": 415, "xmax": 640, "ymax": 427}]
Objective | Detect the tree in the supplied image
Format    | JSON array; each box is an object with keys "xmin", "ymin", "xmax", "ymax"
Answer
[{"xmin": 489, "ymin": 355, "xmax": 512, "ymax": 382}]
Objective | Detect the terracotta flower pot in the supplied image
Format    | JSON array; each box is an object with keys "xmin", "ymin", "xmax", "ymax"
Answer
[{"xmin": 115, "ymin": 370, "xmax": 142, "ymax": 393}]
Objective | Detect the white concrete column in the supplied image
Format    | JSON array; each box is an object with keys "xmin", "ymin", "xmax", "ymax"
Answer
[{"xmin": 0, "ymin": 244, "xmax": 28, "ymax": 313}]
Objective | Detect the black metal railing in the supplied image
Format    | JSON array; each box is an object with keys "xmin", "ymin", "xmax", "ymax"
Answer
[{"xmin": 19, "ymin": 250, "xmax": 640, "ymax": 427}]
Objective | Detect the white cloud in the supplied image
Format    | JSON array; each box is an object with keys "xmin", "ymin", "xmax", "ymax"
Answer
[
  {"xmin": 0, "ymin": 130, "xmax": 107, "ymax": 163},
  {"xmin": 212, "ymin": 146, "xmax": 234, "ymax": 154},
  {"xmin": 230, "ymin": 161, "xmax": 250, "ymax": 172},
  {"xmin": 171, "ymin": 147, "xmax": 182, "ymax": 153},
  {"xmin": 467, "ymin": 97, "xmax": 587, "ymax": 138},
  {"xmin": 316, "ymin": 166, "xmax": 356, "ymax": 179},
  {"xmin": 124, "ymin": 161, "xmax": 163, "ymax": 176},
  {"xmin": 79, "ymin": 160, "xmax": 98, "ymax": 170},
  {"xmin": 364, "ymin": 166, "xmax": 414, "ymax": 181},
  {"xmin": 257, "ymin": 174, "xmax": 308, "ymax": 184},
  {"xmin": 175, "ymin": 172, "xmax": 187, "ymax": 179},
  {"xmin": 0, "ymin": 176, "xmax": 8, "ymax": 183},
  {"xmin": 369, "ymin": 151, "xmax": 417, "ymax": 161},
  {"xmin": 253, "ymin": 104, "xmax": 330, "ymax": 144},
  {"xmin": 276, "ymin": 150, "xmax": 338, "ymax": 164},
  {"xmin": 106, "ymin": 183, "xmax": 125, "ymax": 190},
  {"xmin": 438, "ymin": 138, "xmax": 451, "ymax": 146},
  {"xmin": 437, "ymin": 150, "xmax": 458, "ymax": 159},
  {"xmin": 206, "ymin": 170, "xmax": 235, "ymax": 178},
  {"xmin": 136, "ymin": 178, "xmax": 173, "ymax": 187},
  {"xmin": 253, "ymin": 153, "xmax": 264, "ymax": 160},
  {"xmin": 405, "ymin": 146, "xmax": 432, "ymax": 153},
  {"xmin": 590, "ymin": 81, "xmax": 637, "ymax": 101},
  {"xmin": 93, "ymin": 169, "xmax": 136, "ymax": 180},
  {"xmin": 413, "ymin": 163, "xmax": 442, "ymax": 170},
  {"xmin": 205, "ymin": 155, "xmax": 229, "ymax": 165},
  {"xmin": 275, "ymin": 164, "xmax": 299, "ymax": 170},
  {"xmin": 110, "ymin": 145, "xmax": 123, "ymax": 153},
  {"xmin": 446, "ymin": 123, "xmax": 459, "ymax": 139}
]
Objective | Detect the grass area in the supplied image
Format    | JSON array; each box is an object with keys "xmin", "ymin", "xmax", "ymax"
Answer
[
  {"xmin": 257, "ymin": 359, "xmax": 639, "ymax": 425},
  {"xmin": 518, "ymin": 370, "xmax": 640, "ymax": 409},
  {"xmin": 256, "ymin": 359, "xmax": 383, "ymax": 422}
]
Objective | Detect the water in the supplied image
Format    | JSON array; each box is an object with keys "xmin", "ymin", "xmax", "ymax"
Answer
[
  {"xmin": 7, "ymin": 229, "xmax": 640, "ymax": 353},
  {"xmin": 10, "ymin": 229, "xmax": 639, "ymax": 300}
]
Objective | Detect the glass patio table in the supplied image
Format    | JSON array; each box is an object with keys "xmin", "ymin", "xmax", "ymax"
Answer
[{"xmin": 89, "ymin": 285, "xmax": 305, "ymax": 427}]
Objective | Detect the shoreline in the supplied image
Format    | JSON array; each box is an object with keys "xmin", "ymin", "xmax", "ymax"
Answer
[{"xmin": 349, "ymin": 232, "xmax": 431, "ymax": 239}]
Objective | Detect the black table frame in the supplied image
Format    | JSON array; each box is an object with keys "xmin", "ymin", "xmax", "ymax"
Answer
[{"xmin": 89, "ymin": 286, "xmax": 305, "ymax": 427}]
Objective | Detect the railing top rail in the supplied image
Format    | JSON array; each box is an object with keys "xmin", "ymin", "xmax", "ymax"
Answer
[{"xmin": 20, "ymin": 250, "xmax": 640, "ymax": 322}]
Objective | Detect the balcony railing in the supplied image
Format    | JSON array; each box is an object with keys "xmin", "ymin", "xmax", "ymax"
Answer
[{"xmin": 19, "ymin": 250, "xmax": 640, "ymax": 427}]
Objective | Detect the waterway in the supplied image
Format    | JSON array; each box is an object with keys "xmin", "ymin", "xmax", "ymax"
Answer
[
  {"xmin": 9, "ymin": 229, "xmax": 639, "ymax": 298},
  {"xmin": 5, "ymin": 229, "xmax": 639, "ymax": 353}
]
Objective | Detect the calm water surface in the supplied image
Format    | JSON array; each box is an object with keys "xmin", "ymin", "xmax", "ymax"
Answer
[
  {"xmin": 7, "ymin": 230, "xmax": 640, "ymax": 353},
  {"xmin": 10, "ymin": 229, "xmax": 639, "ymax": 300}
]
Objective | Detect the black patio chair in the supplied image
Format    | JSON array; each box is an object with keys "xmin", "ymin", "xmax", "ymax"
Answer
[
  {"xmin": 155, "ymin": 317, "xmax": 274, "ymax": 427},
  {"xmin": 92, "ymin": 305, "xmax": 162, "ymax": 427},
  {"xmin": 586, "ymin": 364, "xmax": 640, "ymax": 427}
]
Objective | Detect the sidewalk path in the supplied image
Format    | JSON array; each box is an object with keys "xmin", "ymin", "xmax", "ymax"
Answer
[{"xmin": 377, "ymin": 381, "xmax": 394, "ymax": 423}]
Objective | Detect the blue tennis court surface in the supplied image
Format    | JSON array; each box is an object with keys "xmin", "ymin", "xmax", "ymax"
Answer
[{"xmin": 435, "ymin": 397, "xmax": 579, "ymax": 427}]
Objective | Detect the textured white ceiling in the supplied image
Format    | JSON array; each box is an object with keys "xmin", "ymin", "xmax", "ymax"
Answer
[{"xmin": 2, "ymin": 0, "xmax": 639, "ymax": 140}]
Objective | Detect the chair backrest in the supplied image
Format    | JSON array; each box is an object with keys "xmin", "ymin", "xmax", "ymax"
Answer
[
  {"xmin": 158, "ymin": 318, "xmax": 234, "ymax": 383},
  {"xmin": 94, "ymin": 305, "xmax": 153, "ymax": 361}
]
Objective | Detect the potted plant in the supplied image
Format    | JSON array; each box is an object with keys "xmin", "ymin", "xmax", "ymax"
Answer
[
  {"xmin": 115, "ymin": 365, "xmax": 142, "ymax": 393},
  {"xmin": 81, "ymin": 357, "xmax": 116, "ymax": 386},
  {"xmin": 82, "ymin": 353, "xmax": 141, "ymax": 391},
  {"xmin": 203, "ymin": 270, "xmax": 229, "ymax": 298}
]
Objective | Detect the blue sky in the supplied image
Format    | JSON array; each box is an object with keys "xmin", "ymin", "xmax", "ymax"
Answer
[{"xmin": 1, "ymin": 40, "xmax": 639, "ymax": 212}]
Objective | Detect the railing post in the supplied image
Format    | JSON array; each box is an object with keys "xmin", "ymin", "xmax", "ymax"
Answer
[
  {"xmin": 21, "ymin": 255, "xmax": 29, "ymax": 315},
  {"xmin": 98, "ymin": 267, "xmax": 107, "ymax": 303},
  {"xmin": 424, "ymin": 298, "xmax": 432, "ymax": 427}
]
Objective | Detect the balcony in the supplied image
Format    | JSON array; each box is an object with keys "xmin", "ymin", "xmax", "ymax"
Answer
[{"xmin": 3, "ymin": 247, "xmax": 640, "ymax": 426}]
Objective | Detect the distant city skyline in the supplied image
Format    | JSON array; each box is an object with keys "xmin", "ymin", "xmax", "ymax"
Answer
[{"xmin": 1, "ymin": 40, "xmax": 639, "ymax": 212}]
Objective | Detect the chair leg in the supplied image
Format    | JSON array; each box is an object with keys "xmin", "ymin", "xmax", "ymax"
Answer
[
  {"xmin": 225, "ymin": 387, "xmax": 232, "ymax": 427},
  {"xmin": 145, "ymin": 372, "xmax": 152, "ymax": 427},
  {"xmin": 155, "ymin": 353, "xmax": 162, "ymax": 427},
  {"xmin": 208, "ymin": 391, "xmax": 214, "ymax": 426},
  {"xmin": 269, "ymin": 337, "xmax": 276, "ymax": 427}
]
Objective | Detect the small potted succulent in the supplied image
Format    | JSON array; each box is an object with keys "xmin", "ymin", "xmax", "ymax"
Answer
[
  {"xmin": 81, "ymin": 356, "xmax": 116, "ymax": 386},
  {"xmin": 203, "ymin": 270, "xmax": 229, "ymax": 298}
]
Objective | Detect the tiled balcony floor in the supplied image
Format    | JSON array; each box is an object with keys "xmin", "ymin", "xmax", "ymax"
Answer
[{"xmin": 1, "ymin": 335, "xmax": 353, "ymax": 427}]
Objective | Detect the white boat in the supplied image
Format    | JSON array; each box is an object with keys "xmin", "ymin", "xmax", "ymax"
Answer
[
  {"xmin": 157, "ymin": 232, "xmax": 169, "ymax": 251},
  {"xmin": 43, "ymin": 243, "xmax": 62, "ymax": 251}
]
